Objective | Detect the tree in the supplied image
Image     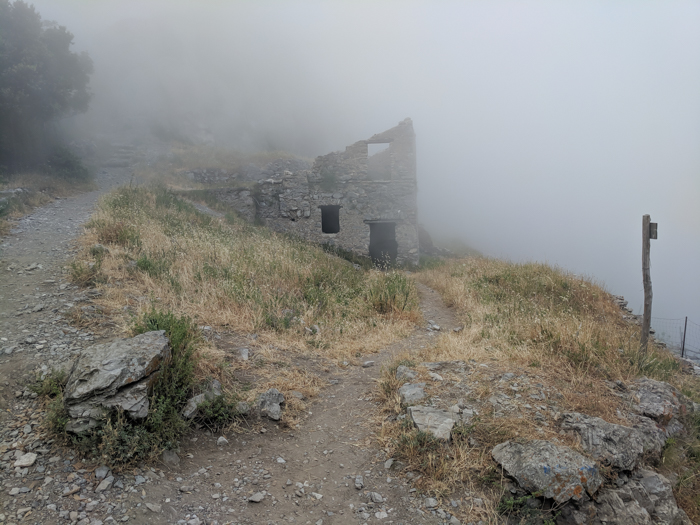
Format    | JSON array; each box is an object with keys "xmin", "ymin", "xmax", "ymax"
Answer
[{"xmin": 0, "ymin": 0, "xmax": 92, "ymax": 171}]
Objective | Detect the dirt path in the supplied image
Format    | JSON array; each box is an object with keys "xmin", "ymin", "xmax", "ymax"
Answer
[{"xmin": 0, "ymin": 167, "xmax": 466, "ymax": 525}]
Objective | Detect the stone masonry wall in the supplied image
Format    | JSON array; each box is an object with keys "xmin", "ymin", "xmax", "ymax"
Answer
[{"xmin": 205, "ymin": 119, "xmax": 419, "ymax": 265}]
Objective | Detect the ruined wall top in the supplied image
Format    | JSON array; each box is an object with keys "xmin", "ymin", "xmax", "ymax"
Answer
[{"xmin": 309, "ymin": 118, "xmax": 416, "ymax": 184}]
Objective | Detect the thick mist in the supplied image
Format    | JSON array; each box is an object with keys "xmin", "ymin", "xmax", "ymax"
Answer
[{"xmin": 32, "ymin": 1, "xmax": 700, "ymax": 328}]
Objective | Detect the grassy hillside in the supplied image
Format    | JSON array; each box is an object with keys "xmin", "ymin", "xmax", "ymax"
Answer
[{"xmin": 376, "ymin": 257, "xmax": 700, "ymax": 522}]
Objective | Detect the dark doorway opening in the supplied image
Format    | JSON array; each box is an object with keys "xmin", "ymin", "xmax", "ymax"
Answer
[
  {"xmin": 368, "ymin": 222, "xmax": 397, "ymax": 266},
  {"xmin": 320, "ymin": 205, "xmax": 340, "ymax": 233}
]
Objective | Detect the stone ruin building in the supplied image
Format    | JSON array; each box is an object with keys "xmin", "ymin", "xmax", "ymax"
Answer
[{"xmin": 209, "ymin": 118, "xmax": 419, "ymax": 265}]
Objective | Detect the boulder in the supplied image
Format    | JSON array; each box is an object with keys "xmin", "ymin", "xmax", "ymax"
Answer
[
  {"xmin": 63, "ymin": 331, "xmax": 171, "ymax": 433},
  {"xmin": 492, "ymin": 440, "xmax": 602, "ymax": 504},
  {"xmin": 407, "ymin": 406, "xmax": 459, "ymax": 440},
  {"xmin": 399, "ymin": 383, "xmax": 426, "ymax": 405},
  {"xmin": 181, "ymin": 380, "xmax": 222, "ymax": 419},
  {"xmin": 558, "ymin": 469, "xmax": 691, "ymax": 525},
  {"xmin": 257, "ymin": 388, "xmax": 285, "ymax": 421},
  {"xmin": 561, "ymin": 412, "xmax": 650, "ymax": 470}
]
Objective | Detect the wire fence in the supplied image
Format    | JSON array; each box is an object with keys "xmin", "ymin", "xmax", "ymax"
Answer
[{"xmin": 652, "ymin": 317, "xmax": 700, "ymax": 362}]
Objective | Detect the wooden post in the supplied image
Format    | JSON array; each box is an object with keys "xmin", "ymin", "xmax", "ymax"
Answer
[
  {"xmin": 681, "ymin": 316, "xmax": 688, "ymax": 358},
  {"xmin": 641, "ymin": 214, "xmax": 653, "ymax": 353}
]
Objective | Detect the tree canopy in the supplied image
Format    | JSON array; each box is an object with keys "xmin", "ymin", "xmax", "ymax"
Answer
[{"xmin": 0, "ymin": 0, "xmax": 92, "ymax": 170}]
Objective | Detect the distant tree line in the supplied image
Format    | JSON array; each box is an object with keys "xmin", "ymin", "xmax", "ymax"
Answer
[{"xmin": 0, "ymin": 0, "xmax": 92, "ymax": 174}]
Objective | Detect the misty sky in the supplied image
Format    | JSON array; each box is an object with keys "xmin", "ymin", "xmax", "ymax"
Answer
[{"xmin": 32, "ymin": 0, "xmax": 700, "ymax": 329}]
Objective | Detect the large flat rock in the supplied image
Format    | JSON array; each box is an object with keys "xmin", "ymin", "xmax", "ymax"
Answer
[
  {"xmin": 631, "ymin": 378, "xmax": 695, "ymax": 437},
  {"xmin": 492, "ymin": 440, "xmax": 602, "ymax": 504},
  {"xmin": 63, "ymin": 331, "xmax": 170, "ymax": 433},
  {"xmin": 407, "ymin": 406, "xmax": 459, "ymax": 440}
]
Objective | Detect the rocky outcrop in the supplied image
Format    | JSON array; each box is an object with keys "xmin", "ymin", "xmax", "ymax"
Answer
[
  {"xmin": 558, "ymin": 469, "xmax": 692, "ymax": 525},
  {"xmin": 63, "ymin": 331, "xmax": 171, "ymax": 433},
  {"xmin": 492, "ymin": 440, "xmax": 603, "ymax": 504},
  {"xmin": 631, "ymin": 377, "xmax": 695, "ymax": 437},
  {"xmin": 560, "ymin": 412, "xmax": 662, "ymax": 470}
]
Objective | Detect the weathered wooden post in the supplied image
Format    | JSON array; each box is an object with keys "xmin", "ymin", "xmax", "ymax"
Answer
[{"xmin": 641, "ymin": 214, "xmax": 657, "ymax": 353}]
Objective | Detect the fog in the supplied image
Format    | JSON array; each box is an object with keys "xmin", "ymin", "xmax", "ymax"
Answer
[{"xmin": 32, "ymin": 1, "xmax": 700, "ymax": 327}]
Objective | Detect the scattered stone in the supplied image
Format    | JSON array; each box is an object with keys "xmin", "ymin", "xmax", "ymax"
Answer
[
  {"xmin": 277, "ymin": 457, "xmax": 286, "ymax": 463},
  {"xmin": 492, "ymin": 440, "xmax": 602, "ymax": 504},
  {"xmin": 289, "ymin": 390, "xmax": 305, "ymax": 400},
  {"xmin": 249, "ymin": 492, "xmax": 265, "ymax": 502},
  {"xmin": 424, "ymin": 497, "xmax": 439, "ymax": 509},
  {"xmin": 257, "ymin": 388, "xmax": 285, "ymax": 421},
  {"xmin": 429, "ymin": 372, "xmax": 443, "ymax": 381},
  {"xmin": 362, "ymin": 361, "xmax": 375, "ymax": 368},
  {"xmin": 145, "ymin": 503, "xmax": 161, "ymax": 513},
  {"xmin": 13, "ymin": 452, "xmax": 37, "ymax": 467},
  {"xmin": 181, "ymin": 379, "xmax": 223, "ymax": 419},
  {"xmin": 162, "ymin": 450, "xmax": 180, "ymax": 468},
  {"xmin": 369, "ymin": 492, "xmax": 384, "ymax": 503},
  {"xmin": 63, "ymin": 331, "xmax": 171, "ymax": 433},
  {"xmin": 236, "ymin": 401, "xmax": 251, "ymax": 415},
  {"xmin": 407, "ymin": 406, "xmax": 459, "ymax": 440},
  {"xmin": 95, "ymin": 465, "xmax": 110, "ymax": 480},
  {"xmin": 311, "ymin": 492, "xmax": 323, "ymax": 499},
  {"xmin": 354, "ymin": 475, "xmax": 364, "ymax": 489},
  {"xmin": 395, "ymin": 365, "xmax": 416, "ymax": 381},
  {"xmin": 399, "ymin": 383, "xmax": 426, "ymax": 405},
  {"xmin": 238, "ymin": 348, "xmax": 249, "ymax": 360},
  {"xmin": 95, "ymin": 476, "xmax": 113, "ymax": 492},
  {"xmin": 217, "ymin": 436, "xmax": 229, "ymax": 446},
  {"xmin": 384, "ymin": 458, "xmax": 394, "ymax": 469}
]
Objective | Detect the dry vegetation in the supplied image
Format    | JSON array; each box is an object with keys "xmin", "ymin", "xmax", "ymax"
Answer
[
  {"xmin": 68, "ymin": 185, "xmax": 419, "ymax": 426},
  {"xmin": 373, "ymin": 257, "xmax": 700, "ymax": 523}
]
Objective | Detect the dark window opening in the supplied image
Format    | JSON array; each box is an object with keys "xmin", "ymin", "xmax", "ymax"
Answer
[
  {"xmin": 368, "ymin": 222, "xmax": 397, "ymax": 266},
  {"xmin": 320, "ymin": 205, "xmax": 340, "ymax": 234}
]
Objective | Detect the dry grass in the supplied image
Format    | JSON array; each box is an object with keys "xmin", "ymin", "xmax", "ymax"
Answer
[
  {"xmin": 0, "ymin": 172, "xmax": 95, "ymax": 234},
  {"xmin": 372, "ymin": 257, "xmax": 700, "ymax": 522},
  {"xmin": 69, "ymin": 185, "xmax": 418, "ymax": 413},
  {"xmin": 417, "ymin": 257, "xmax": 692, "ymax": 411}
]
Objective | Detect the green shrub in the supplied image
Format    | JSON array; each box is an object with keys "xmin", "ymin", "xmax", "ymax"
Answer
[{"xmin": 46, "ymin": 148, "xmax": 91, "ymax": 181}]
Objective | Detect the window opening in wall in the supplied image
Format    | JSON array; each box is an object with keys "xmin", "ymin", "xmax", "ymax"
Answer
[
  {"xmin": 368, "ymin": 221, "xmax": 397, "ymax": 266},
  {"xmin": 368, "ymin": 142, "xmax": 392, "ymax": 180},
  {"xmin": 320, "ymin": 205, "xmax": 340, "ymax": 234}
]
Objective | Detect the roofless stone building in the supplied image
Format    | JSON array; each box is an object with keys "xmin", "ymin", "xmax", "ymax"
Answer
[{"xmin": 207, "ymin": 118, "xmax": 419, "ymax": 265}]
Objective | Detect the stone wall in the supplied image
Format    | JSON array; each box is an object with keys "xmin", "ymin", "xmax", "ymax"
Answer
[{"xmin": 204, "ymin": 119, "xmax": 419, "ymax": 265}]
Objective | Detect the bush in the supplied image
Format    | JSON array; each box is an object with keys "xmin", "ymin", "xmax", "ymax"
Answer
[
  {"xmin": 37, "ymin": 309, "xmax": 241, "ymax": 466},
  {"xmin": 46, "ymin": 148, "xmax": 91, "ymax": 181}
]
